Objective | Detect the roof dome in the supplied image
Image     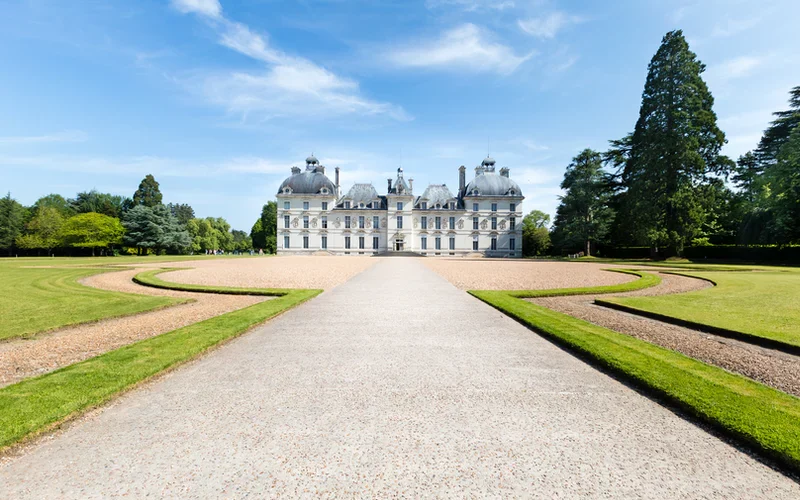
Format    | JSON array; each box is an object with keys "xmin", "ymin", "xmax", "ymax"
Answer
[
  {"xmin": 278, "ymin": 169, "xmax": 336, "ymax": 195},
  {"xmin": 306, "ymin": 154, "xmax": 319, "ymax": 165},
  {"xmin": 482, "ymin": 156, "xmax": 496, "ymax": 167},
  {"xmin": 465, "ymin": 172, "xmax": 522, "ymax": 197}
]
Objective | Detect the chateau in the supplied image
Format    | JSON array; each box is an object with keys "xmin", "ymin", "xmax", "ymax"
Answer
[{"xmin": 277, "ymin": 155, "xmax": 524, "ymax": 257}]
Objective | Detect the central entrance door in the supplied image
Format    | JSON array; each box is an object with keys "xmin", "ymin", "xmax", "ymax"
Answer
[{"xmin": 395, "ymin": 239, "xmax": 404, "ymax": 252}]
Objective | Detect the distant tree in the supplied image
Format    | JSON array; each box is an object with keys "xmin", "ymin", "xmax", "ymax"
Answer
[
  {"xmin": 250, "ymin": 219, "xmax": 265, "ymax": 250},
  {"xmin": 16, "ymin": 206, "xmax": 65, "ymax": 254},
  {"xmin": 259, "ymin": 202, "xmax": 277, "ymax": 253},
  {"xmin": 187, "ymin": 218, "xmax": 218, "ymax": 253},
  {"xmin": 33, "ymin": 194, "xmax": 75, "ymax": 217},
  {"xmin": 615, "ymin": 30, "xmax": 732, "ymax": 256},
  {"xmin": 764, "ymin": 126, "xmax": 800, "ymax": 244},
  {"xmin": 132, "ymin": 174, "xmax": 163, "ymax": 207},
  {"xmin": 732, "ymin": 152, "xmax": 762, "ymax": 204},
  {"xmin": 0, "ymin": 192, "xmax": 27, "ymax": 256},
  {"xmin": 122, "ymin": 205, "xmax": 162, "ymax": 255},
  {"xmin": 208, "ymin": 217, "xmax": 234, "ymax": 251},
  {"xmin": 522, "ymin": 210, "xmax": 551, "ymax": 256},
  {"xmin": 550, "ymin": 149, "xmax": 614, "ymax": 256},
  {"xmin": 61, "ymin": 213, "xmax": 124, "ymax": 256},
  {"xmin": 153, "ymin": 205, "xmax": 192, "ymax": 254},
  {"xmin": 168, "ymin": 203, "xmax": 195, "ymax": 226},
  {"xmin": 231, "ymin": 229, "xmax": 252, "ymax": 251},
  {"xmin": 755, "ymin": 86, "xmax": 800, "ymax": 166},
  {"xmin": 70, "ymin": 190, "xmax": 129, "ymax": 218}
]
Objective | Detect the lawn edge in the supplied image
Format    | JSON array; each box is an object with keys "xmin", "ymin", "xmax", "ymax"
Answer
[
  {"xmin": 133, "ymin": 268, "xmax": 291, "ymax": 296},
  {"xmin": 468, "ymin": 289, "xmax": 800, "ymax": 474},
  {"xmin": 504, "ymin": 269, "xmax": 662, "ymax": 298}
]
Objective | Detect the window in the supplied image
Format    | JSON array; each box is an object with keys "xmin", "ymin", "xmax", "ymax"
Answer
[
  {"xmin": 450, "ymin": 202, "xmax": 455, "ymax": 209},
  {"xmin": 449, "ymin": 237, "xmax": 455, "ymax": 250},
  {"xmin": 435, "ymin": 237, "xmax": 441, "ymax": 250},
  {"xmin": 372, "ymin": 201, "xmax": 380, "ymax": 209},
  {"xmin": 359, "ymin": 216, "xmax": 365, "ymax": 229},
  {"xmin": 397, "ymin": 216, "xmax": 403, "ymax": 229},
  {"xmin": 510, "ymin": 217, "xmax": 516, "ymax": 231},
  {"xmin": 284, "ymin": 215, "xmax": 290, "ymax": 229},
  {"xmin": 421, "ymin": 201, "xmax": 427, "ymax": 210},
  {"xmin": 397, "ymin": 202, "xmax": 404, "ymax": 210},
  {"xmin": 359, "ymin": 203, "xmax": 365, "ymax": 209},
  {"xmin": 303, "ymin": 216, "xmax": 309, "ymax": 229},
  {"xmin": 435, "ymin": 204, "xmax": 441, "ymax": 209},
  {"xmin": 491, "ymin": 237, "xmax": 497, "ymax": 251},
  {"xmin": 449, "ymin": 216, "xmax": 455, "ymax": 229},
  {"xmin": 345, "ymin": 216, "xmax": 351, "ymax": 229},
  {"xmin": 510, "ymin": 238, "xmax": 516, "ymax": 250},
  {"xmin": 373, "ymin": 216, "xmax": 380, "ymax": 229},
  {"xmin": 344, "ymin": 201, "xmax": 351, "ymax": 209},
  {"xmin": 473, "ymin": 236, "xmax": 479, "ymax": 251},
  {"xmin": 473, "ymin": 203, "xmax": 479, "ymax": 212},
  {"xmin": 491, "ymin": 217, "xmax": 497, "ymax": 230},
  {"xmin": 321, "ymin": 216, "xmax": 328, "ymax": 229},
  {"xmin": 421, "ymin": 216, "xmax": 428, "ymax": 229},
  {"xmin": 435, "ymin": 217, "xmax": 441, "ymax": 230},
  {"xmin": 510, "ymin": 203, "xmax": 516, "ymax": 212},
  {"xmin": 284, "ymin": 236, "xmax": 290, "ymax": 249},
  {"xmin": 321, "ymin": 236, "xmax": 327, "ymax": 249},
  {"xmin": 373, "ymin": 237, "xmax": 379, "ymax": 250},
  {"xmin": 303, "ymin": 201, "xmax": 309, "ymax": 210},
  {"xmin": 322, "ymin": 201, "xmax": 328, "ymax": 211},
  {"xmin": 359, "ymin": 236, "xmax": 365, "ymax": 249},
  {"xmin": 321, "ymin": 188, "xmax": 328, "ymax": 195},
  {"xmin": 491, "ymin": 203, "xmax": 497, "ymax": 212},
  {"xmin": 303, "ymin": 236, "xmax": 309, "ymax": 249},
  {"xmin": 345, "ymin": 236, "xmax": 351, "ymax": 249},
  {"xmin": 421, "ymin": 237, "xmax": 427, "ymax": 250},
  {"xmin": 284, "ymin": 201, "xmax": 290, "ymax": 210},
  {"xmin": 473, "ymin": 217, "xmax": 479, "ymax": 230}
]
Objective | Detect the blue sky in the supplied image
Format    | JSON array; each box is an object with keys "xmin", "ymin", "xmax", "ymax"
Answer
[{"xmin": 1, "ymin": 0, "xmax": 799, "ymax": 230}]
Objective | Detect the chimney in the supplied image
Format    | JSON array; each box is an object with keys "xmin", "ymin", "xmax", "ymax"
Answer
[
  {"xmin": 387, "ymin": 178, "xmax": 393, "ymax": 193},
  {"xmin": 291, "ymin": 166, "xmax": 301, "ymax": 174},
  {"xmin": 500, "ymin": 167, "xmax": 509, "ymax": 178},
  {"xmin": 409, "ymin": 178, "xmax": 414, "ymax": 193},
  {"xmin": 458, "ymin": 165, "xmax": 466, "ymax": 194},
  {"xmin": 335, "ymin": 167, "xmax": 341, "ymax": 197}
]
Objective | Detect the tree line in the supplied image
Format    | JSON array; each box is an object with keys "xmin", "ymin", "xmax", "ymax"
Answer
[
  {"xmin": 0, "ymin": 175, "xmax": 268, "ymax": 257},
  {"xmin": 522, "ymin": 30, "xmax": 799, "ymax": 258}
]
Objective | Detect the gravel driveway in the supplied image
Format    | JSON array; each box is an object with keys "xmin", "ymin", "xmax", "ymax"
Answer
[{"xmin": 1, "ymin": 258, "xmax": 796, "ymax": 498}]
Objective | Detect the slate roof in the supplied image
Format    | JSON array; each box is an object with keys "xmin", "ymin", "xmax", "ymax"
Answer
[
  {"xmin": 278, "ymin": 167, "xmax": 336, "ymax": 195},
  {"xmin": 464, "ymin": 171, "xmax": 522, "ymax": 197},
  {"xmin": 339, "ymin": 183, "xmax": 384, "ymax": 208},
  {"xmin": 415, "ymin": 184, "xmax": 456, "ymax": 208}
]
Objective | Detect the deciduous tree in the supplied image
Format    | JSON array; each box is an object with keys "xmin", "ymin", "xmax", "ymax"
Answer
[
  {"xmin": 16, "ymin": 206, "xmax": 65, "ymax": 254},
  {"xmin": 61, "ymin": 212, "xmax": 124, "ymax": 256},
  {"xmin": 522, "ymin": 210, "xmax": 551, "ymax": 256}
]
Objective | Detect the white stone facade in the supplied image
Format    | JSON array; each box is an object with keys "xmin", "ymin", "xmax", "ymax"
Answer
[{"xmin": 277, "ymin": 155, "xmax": 524, "ymax": 257}]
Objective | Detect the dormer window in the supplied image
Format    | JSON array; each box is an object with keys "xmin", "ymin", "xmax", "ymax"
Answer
[
  {"xmin": 359, "ymin": 203, "xmax": 365, "ymax": 209},
  {"xmin": 421, "ymin": 202, "xmax": 427, "ymax": 210},
  {"xmin": 283, "ymin": 187, "xmax": 292, "ymax": 194},
  {"xmin": 435, "ymin": 204, "xmax": 441, "ymax": 209},
  {"xmin": 344, "ymin": 201, "xmax": 351, "ymax": 209},
  {"xmin": 472, "ymin": 189, "xmax": 479, "ymax": 196},
  {"xmin": 320, "ymin": 187, "xmax": 329, "ymax": 195},
  {"xmin": 509, "ymin": 189, "xmax": 516, "ymax": 196}
]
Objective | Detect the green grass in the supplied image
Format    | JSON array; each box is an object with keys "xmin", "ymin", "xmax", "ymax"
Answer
[
  {"xmin": 0, "ymin": 273, "xmax": 321, "ymax": 450},
  {"xmin": 469, "ymin": 289, "xmax": 800, "ymax": 472},
  {"xmin": 505, "ymin": 269, "xmax": 661, "ymax": 298},
  {"xmin": 597, "ymin": 271, "xmax": 800, "ymax": 350},
  {"xmin": 0, "ymin": 266, "xmax": 183, "ymax": 340},
  {"xmin": 133, "ymin": 268, "xmax": 288, "ymax": 296}
]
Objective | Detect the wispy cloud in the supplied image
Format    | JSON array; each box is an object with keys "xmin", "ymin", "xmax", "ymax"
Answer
[
  {"xmin": 711, "ymin": 16, "xmax": 763, "ymax": 38},
  {"xmin": 0, "ymin": 130, "xmax": 88, "ymax": 145},
  {"xmin": 425, "ymin": 0, "xmax": 515, "ymax": 12},
  {"xmin": 170, "ymin": 0, "xmax": 407, "ymax": 121},
  {"xmin": 518, "ymin": 12, "xmax": 584, "ymax": 39},
  {"xmin": 707, "ymin": 56, "xmax": 763, "ymax": 82},
  {"xmin": 385, "ymin": 24, "xmax": 533, "ymax": 75}
]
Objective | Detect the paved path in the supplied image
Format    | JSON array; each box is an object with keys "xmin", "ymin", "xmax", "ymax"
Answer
[{"xmin": 1, "ymin": 258, "xmax": 797, "ymax": 497}]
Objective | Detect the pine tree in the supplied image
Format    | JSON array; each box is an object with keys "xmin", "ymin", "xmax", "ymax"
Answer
[
  {"xmin": 619, "ymin": 30, "xmax": 732, "ymax": 256},
  {"xmin": 0, "ymin": 192, "xmax": 27, "ymax": 256},
  {"xmin": 132, "ymin": 174, "xmax": 163, "ymax": 207}
]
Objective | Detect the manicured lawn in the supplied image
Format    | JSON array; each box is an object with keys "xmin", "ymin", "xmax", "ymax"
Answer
[
  {"xmin": 598, "ymin": 271, "xmax": 800, "ymax": 349},
  {"xmin": 506, "ymin": 269, "xmax": 661, "ymax": 297},
  {"xmin": 470, "ymin": 289, "xmax": 800, "ymax": 472},
  {"xmin": 0, "ymin": 271, "xmax": 321, "ymax": 450}
]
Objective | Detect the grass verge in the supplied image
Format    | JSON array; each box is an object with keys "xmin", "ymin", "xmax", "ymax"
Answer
[
  {"xmin": 505, "ymin": 269, "xmax": 661, "ymax": 298},
  {"xmin": 469, "ymin": 289, "xmax": 800, "ymax": 473},
  {"xmin": 0, "ymin": 276, "xmax": 321, "ymax": 451},
  {"xmin": 133, "ymin": 268, "xmax": 288, "ymax": 296}
]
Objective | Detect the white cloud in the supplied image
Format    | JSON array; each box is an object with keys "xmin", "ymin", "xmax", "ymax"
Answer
[
  {"xmin": 170, "ymin": 0, "xmax": 222, "ymax": 19},
  {"xmin": 386, "ymin": 24, "xmax": 533, "ymax": 75},
  {"xmin": 518, "ymin": 12, "xmax": 583, "ymax": 39},
  {"xmin": 707, "ymin": 56, "xmax": 763, "ymax": 82},
  {"xmin": 0, "ymin": 130, "xmax": 88, "ymax": 144},
  {"xmin": 425, "ymin": 0, "xmax": 515, "ymax": 12}
]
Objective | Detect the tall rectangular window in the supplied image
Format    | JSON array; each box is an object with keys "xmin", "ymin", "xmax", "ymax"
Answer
[
  {"xmin": 435, "ymin": 217, "xmax": 441, "ymax": 230},
  {"xmin": 345, "ymin": 216, "xmax": 351, "ymax": 229},
  {"xmin": 491, "ymin": 203, "xmax": 497, "ymax": 212},
  {"xmin": 359, "ymin": 236, "xmax": 365, "ymax": 249},
  {"xmin": 284, "ymin": 201, "xmax": 290, "ymax": 210},
  {"xmin": 449, "ymin": 216, "xmax": 455, "ymax": 229},
  {"xmin": 373, "ymin": 216, "xmax": 379, "ymax": 229},
  {"xmin": 510, "ymin": 217, "xmax": 516, "ymax": 231},
  {"xmin": 397, "ymin": 216, "xmax": 403, "ymax": 229},
  {"xmin": 344, "ymin": 201, "xmax": 351, "ymax": 209},
  {"xmin": 473, "ymin": 236, "xmax": 479, "ymax": 251},
  {"xmin": 491, "ymin": 237, "xmax": 497, "ymax": 250},
  {"xmin": 473, "ymin": 217, "xmax": 479, "ymax": 230},
  {"xmin": 435, "ymin": 237, "xmax": 441, "ymax": 250},
  {"xmin": 321, "ymin": 236, "xmax": 327, "ymax": 249},
  {"xmin": 473, "ymin": 203, "xmax": 479, "ymax": 212},
  {"xmin": 421, "ymin": 202, "xmax": 427, "ymax": 210},
  {"xmin": 373, "ymin": 237, "xmax": 379, "ymax": 249},
  {"xmin": 321, "ymin": 216, "xmax": 328, "ymax": 229},
  {"xmin": 491, "ymin": 217, "xmax": 497, "ymax": 230},
  {"xmin": 284, "ymin": 215, "xmax": 290, "ymax": 228},
  {"xmin": 359, "ymin": 216, "xmax": 365, "ymax": 229},
  {"xmin": 421, "ymin": 237, "xmax": 427, "ymax": 250},
  {"xmin": 303, "ymin": 216, "xmax": 309, "ymax": 229},
  {"xmin": 345, "ymin": 236, "xmax": 351, "ymax": 249},
  {"xmin": 322, "ymin": 201, "xmax": 328, "ymax": 211},
  {"xmin": 303, "ymin": 236, "xmax": 309, "ymax": 249},
  {"xmin": 284, "ymin": 236, "xmax": 290, "ymax": 248},
  {"xmin": 510, "ymin": 238, "xmax": 516, "ymax": 250},
  {"xmin": 421, "ymin": 216, "xmax": 428, "ymax": 229},
  {"xmin": 303, "ymin": 201, "xmax": 309, "ymax": 210},
  {"xmin": 449, "ymin": 237, "xmax": 455, "ymax": 250},
  {"xmin": 510, "ymin": 203, "xmax": 516, "ymax": 212},
  {"xmin": 397, "ymin": 202, "xmax": 404, "ymax": 210}
]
